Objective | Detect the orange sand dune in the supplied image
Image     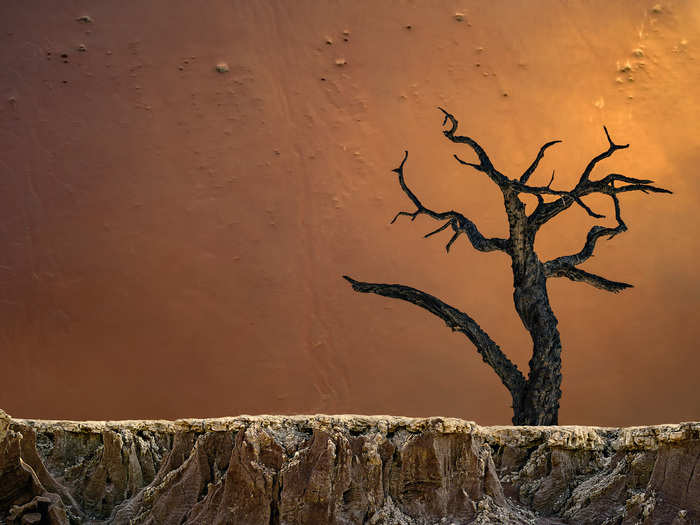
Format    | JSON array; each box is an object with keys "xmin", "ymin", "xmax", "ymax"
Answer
[{"xmin": 0, "ymin": 1, "xmax": 698, "ymax": 425}]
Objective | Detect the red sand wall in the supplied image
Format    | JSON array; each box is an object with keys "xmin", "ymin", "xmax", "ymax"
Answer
[{"xmin": 0, "ymin": 1, "xmax": 698, "ymax": 425}]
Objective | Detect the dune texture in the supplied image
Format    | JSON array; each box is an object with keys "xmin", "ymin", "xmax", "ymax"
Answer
[{"xmin": 1, "ymin": 1, "xmax": 699, "ymax": 426}]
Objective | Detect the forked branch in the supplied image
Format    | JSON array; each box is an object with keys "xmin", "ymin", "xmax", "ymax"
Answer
[
  {"xmin": 520, "ymin": 141, "xmax": 562, "ymax": 184},
  {"xmin": 523, "ymin": 127, "xmax": 669, "ymax": 226},
  {"xmin": 341, "ymin": 275, "xmax": 526, "ymax": 396},
  {"xmin": 390, "ymin": 151, "xmax": 509, "ymax": 253},
  {"xmin": 578, "ymin": 126, "xmax": 629, "ymax": 186},
  {"xmin": 437, "ymin": 107, "xmax": 510, "ymax": 188},
  {"xmin": 544, "ymin": 194, "xmax": 627, "ymax": 271},
  {"xmin": 541, "ymin": 182, "xmax": 670, "ymax": 292}
]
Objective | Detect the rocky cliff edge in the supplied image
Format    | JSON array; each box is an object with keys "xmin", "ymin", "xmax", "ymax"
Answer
[{"xmin": 1, "ymin": 409, "xmax": 698, "ymax": 524}]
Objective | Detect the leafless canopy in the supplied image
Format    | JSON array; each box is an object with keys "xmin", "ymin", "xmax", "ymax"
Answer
[{"xmin": 362, "ymin": 107, "xmax": 671, "ymax": 292}]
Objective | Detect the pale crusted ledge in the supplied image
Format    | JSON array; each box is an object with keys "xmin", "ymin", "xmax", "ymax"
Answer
[{"xmin": 11, "ymin": 413, "xmax": 700, "ymax": 451}]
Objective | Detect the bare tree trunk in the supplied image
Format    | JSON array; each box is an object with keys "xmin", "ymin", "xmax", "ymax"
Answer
[
  {"xmin": 504, "ymin": 190, "xmax": 563, "ymax": 425},
  {"xmin": 510, "ymin": 262, "xmax": 563, "ymax": 425}
]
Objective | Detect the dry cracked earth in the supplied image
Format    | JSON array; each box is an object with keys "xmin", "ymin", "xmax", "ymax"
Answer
[{"xmin": 1, "ymin": 409, "xmax": 698, "ymax": 524}]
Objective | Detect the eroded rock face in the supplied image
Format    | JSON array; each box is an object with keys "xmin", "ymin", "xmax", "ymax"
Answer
[{"xmin": 0, "ymin": 409, "xmax": 698, "ymax": 524}]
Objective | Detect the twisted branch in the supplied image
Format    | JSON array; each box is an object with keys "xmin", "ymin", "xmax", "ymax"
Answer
[
  {"xmin": 539, "ymin": 179, "xmax": 670, "ymax": 292},
  {"xmin": 389, "ymin": 151, "xmax": 509, "ymax": 253},
  {"xmin": 342, "ymin": 275, "xmax": 526, "ymax": 396},
  {"xmin": 437, "ymin": 107, "xmax": 510, "ymax": 188},
  {"xmin": 522, "ymin": 174, "xmax": 670, "ymax": 226},
  {"xmin": 543, "ymin": 264, "xmax": 633, "ymax": 293},
  {"xmin": 394, "ymin": 117, "xmax": 670, "ymax": 291},
  {"xmin": 520, "ymin": 141, "xmax": 562, "ymax": 184},
  {"xmin": 544, "ymin": 194, "xmax": 627, "ymax": 273},
  {"xmin": 578, "ymin": 126, "xmax": 629, "ymax": 185},
  {"xmin": 522, "ymin": 127, "xmax": 627, "ymax": 225},
  {"xmin": 437, "ymin": 115, "xmax": 670, "ymax": 293}
]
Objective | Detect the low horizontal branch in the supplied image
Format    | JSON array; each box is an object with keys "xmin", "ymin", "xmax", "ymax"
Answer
[
  {"xmin": 543, "ymin": 263, "xmax": 633, "ymax": 293},
  {"xmin": 342, "ymin": 275, "xmax": 526, "ymax": 395}
]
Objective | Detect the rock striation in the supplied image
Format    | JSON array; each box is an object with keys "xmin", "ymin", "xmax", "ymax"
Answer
[{"xmin": 0, "ymin": 408, "xmax": 698, "ymax": 524}]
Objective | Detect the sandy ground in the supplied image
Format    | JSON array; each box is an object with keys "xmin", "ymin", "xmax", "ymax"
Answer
[{"xmin": 0, "ymin": 1, "xmax": 698, "ymax": 425}]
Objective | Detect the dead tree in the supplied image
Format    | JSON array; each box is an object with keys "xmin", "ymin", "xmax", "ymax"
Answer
[{"xmin": 343, "ymin": 107, "xmax": 671, "ymax": 426}]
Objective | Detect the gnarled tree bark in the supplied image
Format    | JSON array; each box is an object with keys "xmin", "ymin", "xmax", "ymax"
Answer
[{"xmin": 343, "ymin": 108, "xmax": 671, "ymax": 425}]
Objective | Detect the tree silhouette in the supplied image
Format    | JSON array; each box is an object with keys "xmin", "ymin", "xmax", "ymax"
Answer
[{"xmin": 343, "ymin": 107, "xmax": 672, "ymax": 426}]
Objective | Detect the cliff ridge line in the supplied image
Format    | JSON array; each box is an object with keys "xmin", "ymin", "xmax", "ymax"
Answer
[{"xmin": 1, "ymin": 409, "xmax": 698, "ymax": 524}]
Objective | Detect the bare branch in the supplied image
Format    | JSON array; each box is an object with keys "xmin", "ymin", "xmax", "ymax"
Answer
[
  {"xmin": 613, "ymin": 184, "xmax": 672, "ymax": 195},
  {"xmin": 571, "ymin": 195, "xmax": 605, "ymax": 219},
  {"xmin": 542, "ymin": 263, "xmax": 633, "ymax": 293},
  {"xmin": 577, "ymin": 126, "xmax": 629, "ymax": 186},
  {"xmin": 542, "ymin": 176, "xmax": 672, "ymax": 275},
  {"xmin": 524, "ymin": 172, "xmax": 671, "ymax": 228},
  {"xmin": 546, "ymin": 224, "xmax": 625, "ymax": 270},
  {"xmin": 598, "ymin": 173, "xmax": 653, "ymax": 186},
  {"xmin": 342, "ymin": 275, "xmax": 526, "ymax": 395},
  {"xmin": 437, "ymin": 107, "xmax": 510, "ymax": 187},
  {"xmin": 454, "ymin": 153, "xmax": 487, "ymax": 172},
  {"xmin": 542, "ymin": 192, "xmax": 625, "ymax": 270},
  {"xmin": 446, "ymin": 231, "xmax": 460, "ymax": 252},
  {"xmin": 528, "ymin": 194, "xmax": 575, "ymax": 226},
  {"xmin": 520, "ymin": 140, "xmax": 562, "ymax": 184},
  {"xmin": 546, "ymin": 170, "xmax": 555, "ymax": 189},
  {"xmin": 512, "ymin": 182, "xmax": 605, "ymax": 220},
  {"xmin": 541, "ymin": 188, "xmax": 635, "ymax": 291},
  {"xmin": 609, "ymin": 192, "xmax": 625, "ymax": 234},
  {"xmin": 424, "ymin": 221, "xmax": 452, "ymax": 238},
  {"xmin": 389, "ymin": 151, "xmax": 509, "ymax": 253},
  {"xmin": 521, "ymin": 128, "xmax": 635, "ymax": 226}
]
